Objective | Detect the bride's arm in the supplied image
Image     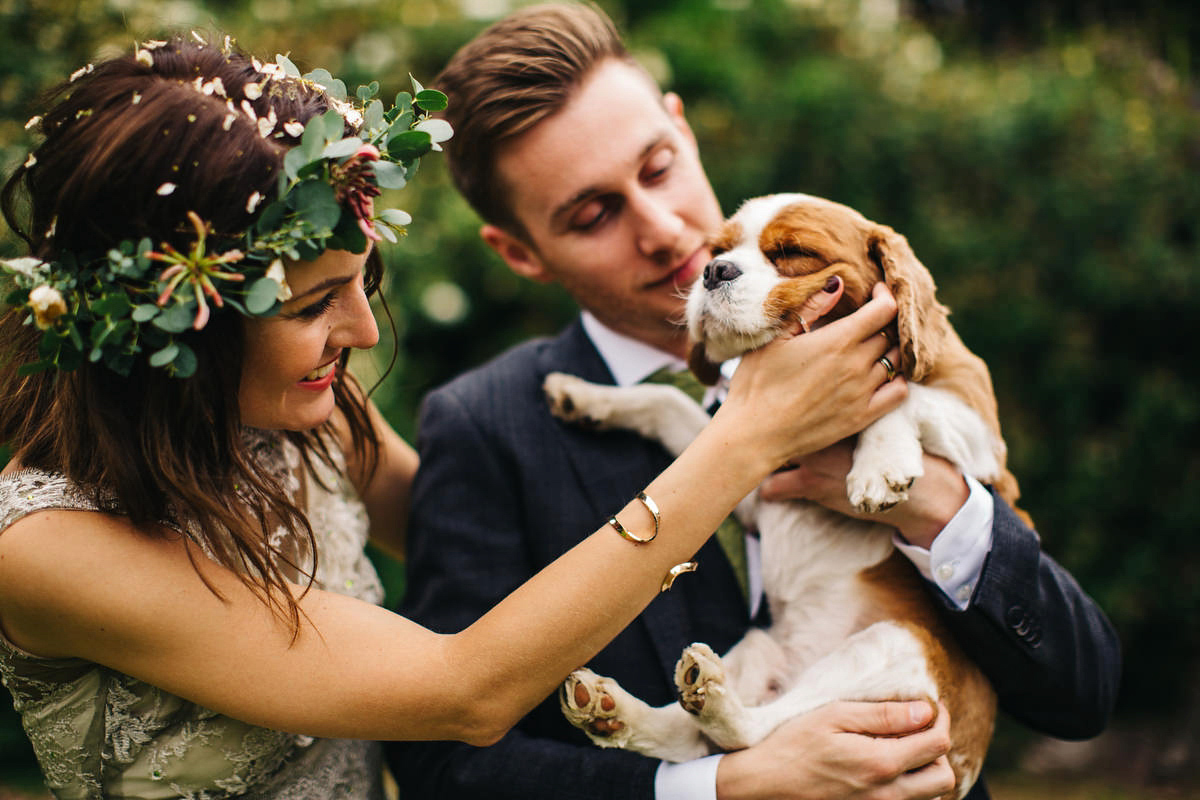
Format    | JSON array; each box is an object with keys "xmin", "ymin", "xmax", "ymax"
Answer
[
  {"xmin": 0, "ymin": 411, "xmax": 770, "ymax": 744},
  {"xmin": 0, "ymin": 288, "xmax": 902, "ymax": 744}
]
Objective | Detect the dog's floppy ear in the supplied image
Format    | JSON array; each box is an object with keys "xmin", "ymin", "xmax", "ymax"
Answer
[
  {"xmin": 688, "ymin": 342, "xmax": 723, "ymax": 386},
  {"xmin": 867, "ymin": 225, "xmax": 949, "ymax": 381}
]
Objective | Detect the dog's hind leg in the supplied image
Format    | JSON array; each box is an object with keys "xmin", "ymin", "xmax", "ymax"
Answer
[
  {"xmin": 560, "ymin": 668, "xmax": 713, "ymax": 762},
  {"xmin": 701, "ymin": 621, "xmax": 941, "ymax": 749}
]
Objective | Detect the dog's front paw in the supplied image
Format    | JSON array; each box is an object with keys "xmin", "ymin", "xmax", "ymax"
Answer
[
  {"xmin": 846, "ymin": 464, "xmax": 917, "ymax": 513},
  {"xmin": 544, "ymin": 372, "xmax": 608, "ymax": 428},
  {"xmin": 675, "ymin": 643, "xmax": 729, "ymax": 715},
  {"xmin": 560, "ymin": 669, "xmax": 631, "ymax": 747}
]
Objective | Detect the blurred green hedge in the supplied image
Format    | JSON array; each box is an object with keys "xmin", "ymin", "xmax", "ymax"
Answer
[{"xmin": 2, "ymin": 0, "xmax": 1198, "ymax": 785}]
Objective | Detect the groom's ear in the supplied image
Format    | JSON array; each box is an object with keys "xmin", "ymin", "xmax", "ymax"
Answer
[{"xmin": 481, "ymin": 224, "xmax": 553, "ymax": 284}]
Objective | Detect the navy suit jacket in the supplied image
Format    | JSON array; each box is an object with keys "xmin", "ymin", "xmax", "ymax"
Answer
[{"xmin": 388, "ymin": 318, "xmax": 1120, "ymax": 799}]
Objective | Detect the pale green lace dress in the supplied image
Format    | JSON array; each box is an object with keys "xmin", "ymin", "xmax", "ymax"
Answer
[{"xmin": 0, "ymin": 432, "xmax": 387, "ymax": 799}]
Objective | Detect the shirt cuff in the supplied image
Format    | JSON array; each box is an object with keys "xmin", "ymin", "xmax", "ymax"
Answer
[
  {"xmin": 893, "ymin": 474, "xmax": 994, "ymax": 609},
  {"xmin": 655, "ymin": 755, "xmax": 723, "ymax": 800}
]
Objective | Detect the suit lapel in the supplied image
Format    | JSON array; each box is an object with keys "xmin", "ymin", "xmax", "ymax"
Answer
[{"xmin": 537, "ymin": 319, "xmax": 696, "ymax": 678}]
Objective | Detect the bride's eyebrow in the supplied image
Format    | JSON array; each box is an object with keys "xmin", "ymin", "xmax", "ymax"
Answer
[{"xmin": 287, "ymin": 274, "xmax": 354, "ymax": 302}]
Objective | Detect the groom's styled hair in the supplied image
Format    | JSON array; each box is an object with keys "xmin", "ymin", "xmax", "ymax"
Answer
[{"xmin": 434, "ymin": 2, "xmax": 650, "ymax": 239}]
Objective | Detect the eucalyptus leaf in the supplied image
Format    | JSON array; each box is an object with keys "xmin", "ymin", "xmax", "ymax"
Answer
[
  {"xmin": 171, "ymin": 343, "xmax": 198, "ymax": 378},
  {"xmin": 289, "ymin": 180, "xmax": 340, "ymax": 231},
  {"xmin": 67, "ymin": 322, "xmax": 83, "ymax": 351},
  {"xmin": 388, "ymin": 130, "xmax": 432, "ymax": 162},
  {"xmin": 305, "ymin": 68, "xmax": 347, "ymax": 100},
  {"xmin": 379, "ymin": 208, "xmax": 413, "ymax": 226},
  {"xmin": 321, "ymin": 109, "xmax": 346, "ymax": 143},
  {"xmin": 90, "ymin": 292, "xmax": 131, "ymax": 317},
  {"xmin": 17, "ymin": 361, "xmax": 54, "ymax": 376},
  {"xmin": 135, "ymin": 238, "xmax": 153, "ymax": 269},
  {"xmin": 276, "ymin": 54, "xmax": 301, "ymax": 77},
  {"xmin": 149, "ymin": 342, "xmax": 179, "ymax": 368},
  {"xmin": 322, "ymin": 137, "xmax": 365, "ymax": 159},
  {"xmin": 283, "ymin": 145, "xmax": 310, "ymax": 181},
  {"xmin": 414, "ymin": 118, "xmax": 453, "ymax": 146},
  {"xmin": 364, "ymin": 99, "xmax": 385, "ymax": 131},
  {"xmin": 410, "ymin": 75, "xmax": 425, "ymax": 94},
  {"xmin": 414, "ymin": 89, "xmax": 448, "ymax": 112},
  {"xmin": 387, "ymin": 111, "xmax": 415, "ymax": 140},
  {"xmin": 153, "ymin": 302, "xmax": 195, "ymax": 333},
  {"xmin": 245, "ymin": 278, "xmax": 282, "ymax": 315},
  {"xmin": 131, "ymin": 303, "xmax": 159, "ymax": 323},
  {"xmin": 373, "ymin": 161, "xmax": 408, "ymax": 190}
]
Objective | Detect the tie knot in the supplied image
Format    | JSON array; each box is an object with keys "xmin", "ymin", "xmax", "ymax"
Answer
[{"xmin": 642, "ymin": 366, "xmax": 706, "ymax": 405}]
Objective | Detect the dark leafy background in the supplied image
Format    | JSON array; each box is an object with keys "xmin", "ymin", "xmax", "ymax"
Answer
[{"xmin": 1, "ymin": 0, "xmax": 1198, "ymax": 794}]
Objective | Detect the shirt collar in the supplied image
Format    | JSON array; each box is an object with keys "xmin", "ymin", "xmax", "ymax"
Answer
[
  {"xmin": 580, "ymin": 312, "xmax": 685, "ymax": 387},
  {"xmin": 580, "ymin": 312, "xmax": 739, "ymax": 402}
]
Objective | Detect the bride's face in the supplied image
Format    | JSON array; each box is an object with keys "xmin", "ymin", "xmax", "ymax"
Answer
[{"xmin": 238, "ymin": 248, "xmax": 378, "ymax": 431}]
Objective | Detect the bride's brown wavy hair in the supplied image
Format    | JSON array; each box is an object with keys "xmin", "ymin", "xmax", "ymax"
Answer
[{"xmin": 0, "ymin": 35, "xmax": 384, "ymax": 635}]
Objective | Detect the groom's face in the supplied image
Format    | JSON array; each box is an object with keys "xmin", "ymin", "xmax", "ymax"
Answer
[{"xmin": 487, "ymin": 59, "xmax": 724, "ymax": 349}]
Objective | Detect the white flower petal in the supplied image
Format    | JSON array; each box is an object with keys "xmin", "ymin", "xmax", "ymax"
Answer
[
  {"xmin": 246, "ymin": 191, "xmax": 263, "ymax": 213},
  {"xmin": 283, "ymin": 121, "xmax": 304, "ymax": 137},
  {"xmin": 136, "ymin": 49, "xmax": 153, "ymax": 68},
  {"xmin": 156, "ymin": 182, "xmax": 176, "ymax": 196}
]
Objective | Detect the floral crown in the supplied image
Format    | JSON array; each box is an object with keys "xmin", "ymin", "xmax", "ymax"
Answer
[{"xmin": 2, "ymin": 48, "xmax": 451, "ymax": 379}]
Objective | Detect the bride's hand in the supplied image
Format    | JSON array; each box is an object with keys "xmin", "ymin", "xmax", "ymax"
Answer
[{"xmin": 716, "ymin": 283, "xmax": 907, "ymax": 469}]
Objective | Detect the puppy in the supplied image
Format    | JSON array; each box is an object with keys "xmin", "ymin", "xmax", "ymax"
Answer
[{"xmin": 545, "ymin": 193, "xmax": 1020, "ymax": 799}]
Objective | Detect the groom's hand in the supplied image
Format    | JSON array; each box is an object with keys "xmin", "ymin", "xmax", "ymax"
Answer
[{"xmin": 714, "ymin": 700, "xmax": 955, "ymax": 800}]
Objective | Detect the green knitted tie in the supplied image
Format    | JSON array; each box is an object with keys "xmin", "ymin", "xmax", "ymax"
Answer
[{"xmin": 642, "ymin": 367, "xmax": 750, "ymax": 604}]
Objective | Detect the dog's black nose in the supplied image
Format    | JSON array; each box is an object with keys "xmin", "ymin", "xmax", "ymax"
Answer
[{"xmin": 702, "ymin": 259, "xmax": 742, "ymax": 290}]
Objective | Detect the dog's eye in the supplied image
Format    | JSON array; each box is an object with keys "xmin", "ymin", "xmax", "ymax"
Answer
[{"xmin": 768, "ymin": 245, "xmax": 823, "ymax": 262}]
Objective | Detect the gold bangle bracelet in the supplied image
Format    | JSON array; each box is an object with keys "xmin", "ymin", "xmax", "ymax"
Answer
[
  {"xmin": 607, "ymin": 491, "xmax": 661, "ymax": 544},
  {"xmin": 661, "ymin": 560, "xmax": 698, "ymax": 592}
]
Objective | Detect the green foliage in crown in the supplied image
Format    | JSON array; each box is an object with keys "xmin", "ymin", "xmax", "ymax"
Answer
[{"xmin": 2, "ymin": 56, "xmax": 451, "ymax": 379}]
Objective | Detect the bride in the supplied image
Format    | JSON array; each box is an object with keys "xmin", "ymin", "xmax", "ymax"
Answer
[{"xmin": 0, "ymin": 34, "xmax": 908, "ymax": 799}]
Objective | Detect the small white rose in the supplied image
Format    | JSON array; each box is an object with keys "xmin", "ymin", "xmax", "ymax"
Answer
[
  {"xmin": 28, "ymin": 285, "xmax": 68, "ymax": 329},
  {"xmin": 244, "ymin": 81, "xmax": 263, "ymax": 101},
  {"xmin": 1, "ymin": 257, "xmax": 49, "ymax": 280},
  {"xmin": 283, "ymin": 121, "xmax": 304, "ymax": 138}
]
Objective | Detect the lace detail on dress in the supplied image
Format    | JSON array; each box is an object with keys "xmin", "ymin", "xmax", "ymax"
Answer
[{"xmin": 0, "ymin": 430, "xmax": 385, "ymax": 799}]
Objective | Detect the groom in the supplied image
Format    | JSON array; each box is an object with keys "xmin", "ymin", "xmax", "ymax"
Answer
[{"xmin": 388, "ymin": 5, "xmax": 1120, "ymax": 799}]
